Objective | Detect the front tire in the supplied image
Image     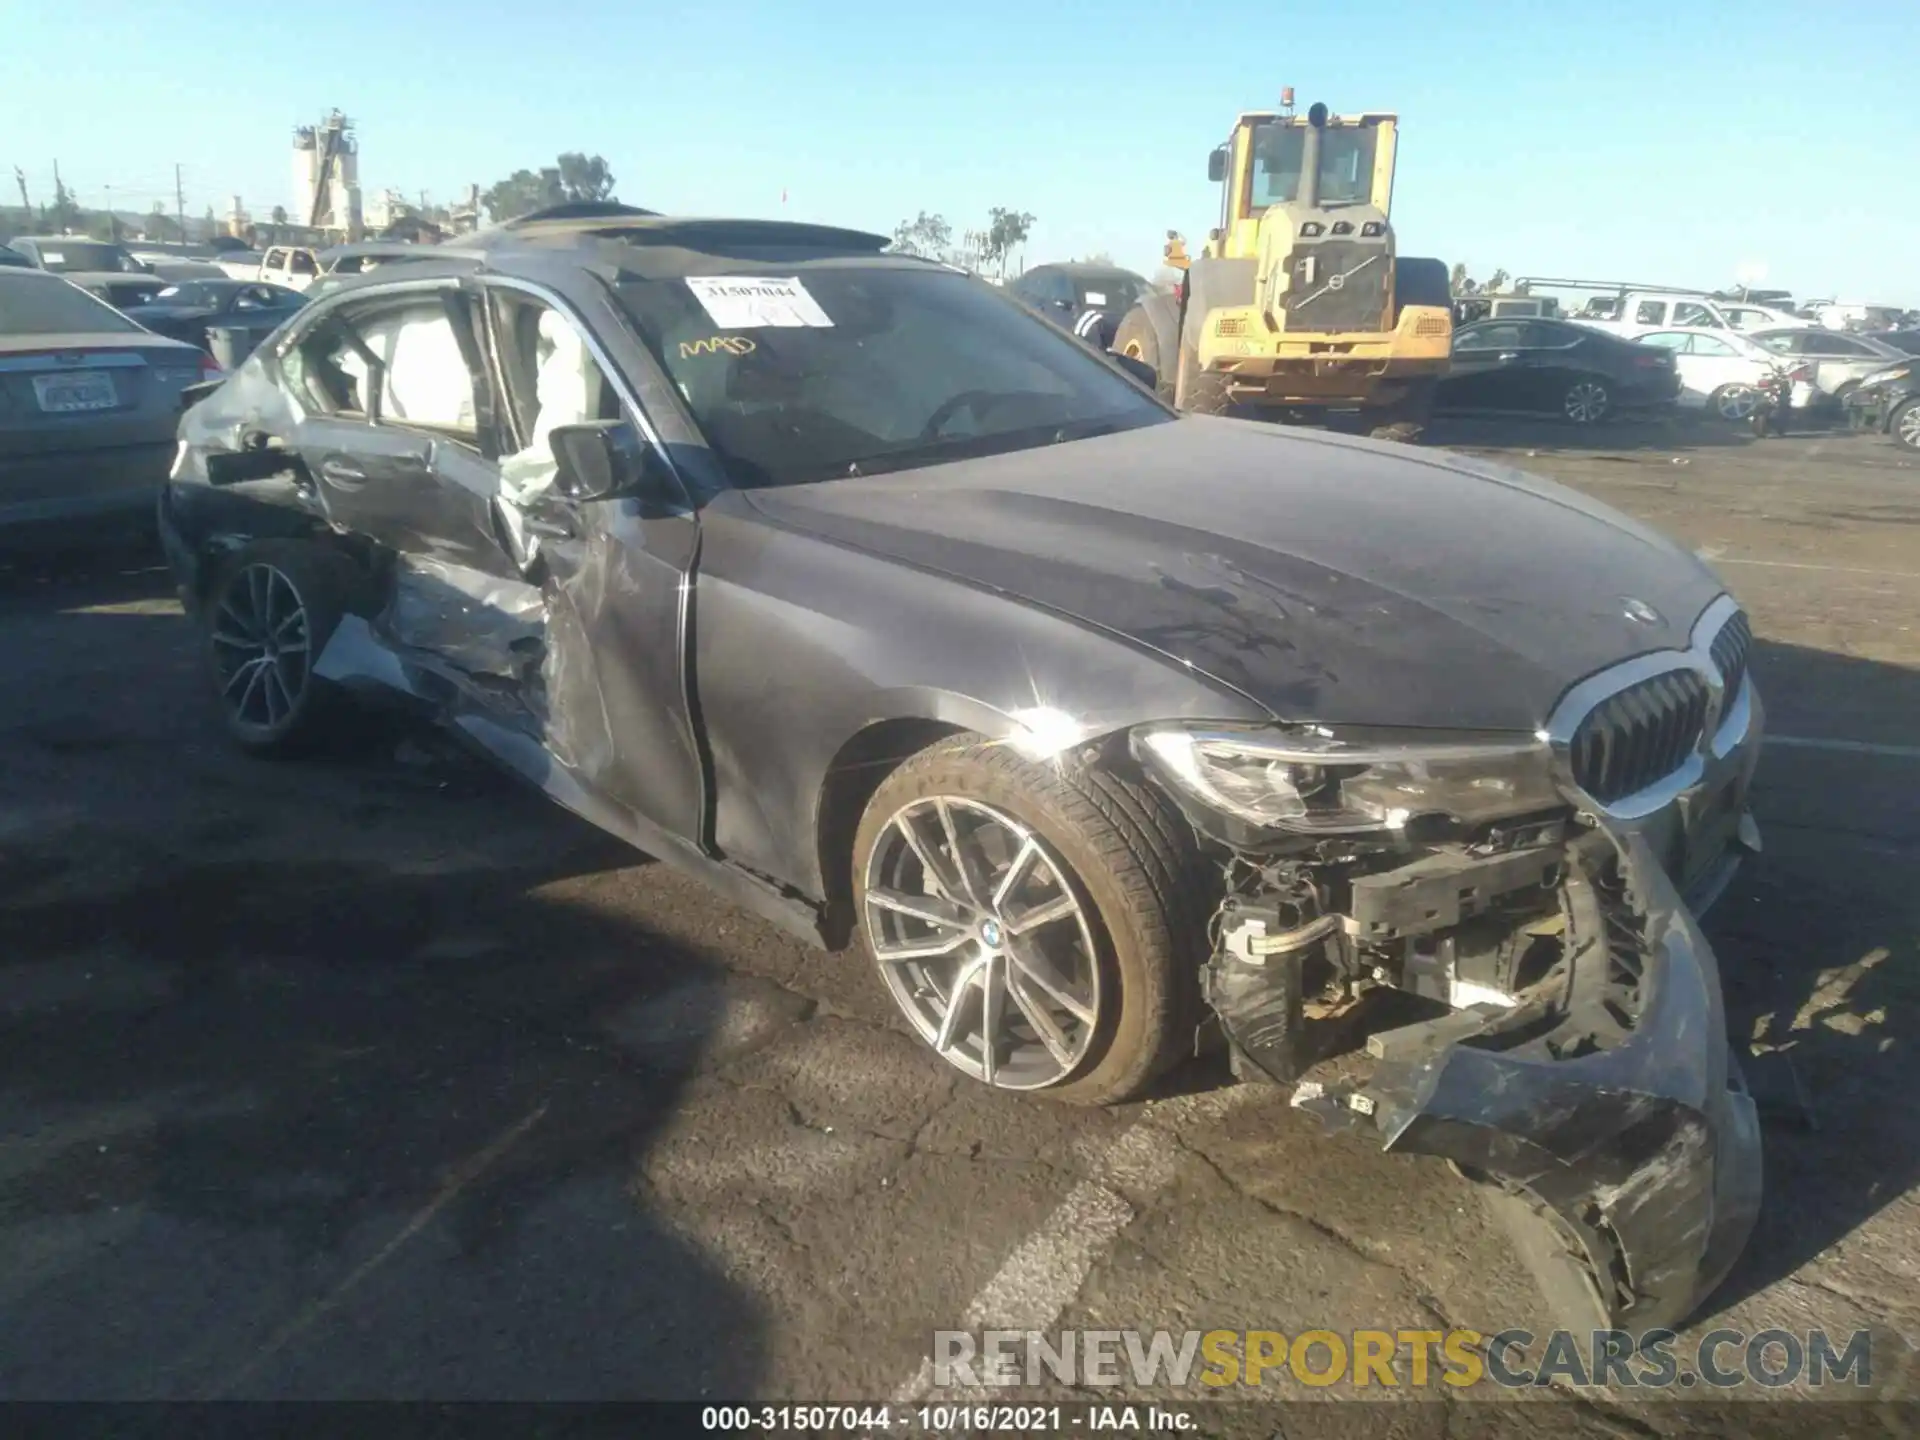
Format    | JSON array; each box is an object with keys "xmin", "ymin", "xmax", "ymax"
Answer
[
  {"xmin": 203, "ymin": 541, "xmax": 345, "ymax": 756},
  {"xmin": 1892, "ymin": 397, "xmax": 1920, "ymax": 452},
  {"xmin": 853, "ymin": 736, "xmax": 1209, "ymax": 1105}
]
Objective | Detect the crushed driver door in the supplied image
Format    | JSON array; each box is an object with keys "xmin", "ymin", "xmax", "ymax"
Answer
[{"xmin": 467, "ymin": 277, "xmax": 706, "ymax": 848}]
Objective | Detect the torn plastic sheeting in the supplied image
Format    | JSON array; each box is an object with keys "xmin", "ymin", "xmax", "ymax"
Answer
[{"xmin": 383, "ymin": 554, "xmax": 545, "ymax": 679}]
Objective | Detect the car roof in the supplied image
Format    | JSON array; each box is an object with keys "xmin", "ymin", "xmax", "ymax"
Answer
[
  {"xmin": 1024, "ymin": 262, "xmax": 1146, "ymax": 280},
  {"xmin": 449, "ymin": 209, "xmax": 899, "ymax": 278},
  {"xmin": 317, "ymin": 241, "xmax": 434, "ymax": 262}
]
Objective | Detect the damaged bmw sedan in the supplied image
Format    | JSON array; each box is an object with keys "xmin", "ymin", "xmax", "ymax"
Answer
[{"xmin": 161, "ymin": 207, "xmax": 1763, "ymax": 1333}]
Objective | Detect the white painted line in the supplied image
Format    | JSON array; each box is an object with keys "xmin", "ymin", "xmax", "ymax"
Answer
[
  {"xmin": 1697, "ymin": 553, "xmax": 1920, "ymax": 581},
  {"xmin": 215, "ymin": 1101, "xmax": 549, "ymax": 1396},
  {"xmin": 1769, "ymin": 735, "xmax": 1920, "ymax": 760},
  {"xmin": 888, "ymin": 1084, "xmax": 1256, "ymax": 1408}
]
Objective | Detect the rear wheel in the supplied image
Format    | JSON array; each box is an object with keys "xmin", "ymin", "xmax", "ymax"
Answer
[
  {"xmin": 1894, "ymin": 398, "xmax": 1920, "ymax": 452},
  {"xmin": 203, "ymin": 541, "xmax": 345, "ymax": 756},
  {"xmin": 1112, "ymin": 293, "xmax": 1179, "ymax": 405},
  {"xmin": 1563, "ymin": 375, "xmax": 1612, "ymax": 425},
  {"xmin": 1361, "ymin": 378, "xmax": 1437, "ymax": 443},
  {"xmin": 853, "ymin": 736, "xmax": 1209, "ymax": 1105},
  {"xmin": 1710, "ymin": 383, "xmax": 1759, "ymax": 421}
]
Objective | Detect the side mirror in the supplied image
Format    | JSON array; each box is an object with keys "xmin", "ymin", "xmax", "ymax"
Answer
[
  {"xmin": 1112, "ymin": 354, "xmax": 1157, "ymax": 389},
  {"xmin": 549, "ymin": 420, "xmax": 673, "ymax": 505},
  {"xmin": 1207, "ymin": 147, "xmax": 1227, "ymax": 184}
]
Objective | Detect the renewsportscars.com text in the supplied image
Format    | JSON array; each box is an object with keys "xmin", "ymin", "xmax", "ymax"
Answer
[{"xmin": 932, "ymin": 1327, "xmax": 1875, "ymax": 1390}]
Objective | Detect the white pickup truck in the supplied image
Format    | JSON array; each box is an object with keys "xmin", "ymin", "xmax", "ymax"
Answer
[
  {"xmin": 1571, "ymin": 290, "xmax": 1809, "ymax": 337},
  {"xmin": 256, "ymin": 245, "xmax": 322, "ymax": 291}
]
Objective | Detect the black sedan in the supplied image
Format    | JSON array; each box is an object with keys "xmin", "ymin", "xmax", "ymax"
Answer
[
  {"xmin": 1007, "ymin": 261, "xmax": 1157, "ymax": 349},
  {"xmin": 133, "ymin": 279, "xmax": 308, "ymax": 350},
  {"xmin": 165, "ymin": 211, "xmax": 1763, "ymax": 1332},
  {"xmin": 1437, "ymin": 317, "xmax": 1681, "ymax": 423}
]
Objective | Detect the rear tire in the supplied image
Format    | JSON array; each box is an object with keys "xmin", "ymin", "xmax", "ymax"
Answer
[
  {"xmin": 1112, "ymin": 293, "xmax": 1179, "ymax": 405},
  {"xmin": 1562, "ymin": 375, "xmax": 1612, "ymax": 425},
  {"xmin": 202, "ymin": 541, "xmax": 346, "ymax": 757},
  {"xmin": 853, "ymin": 736, "xmax": 1211, "ymax": 1106},
  {"xmin": 1710, "ymin": 384, "xmax": 1759, "ymax": 422},
  {"xmin": 1361, "ymin": 378, "xmax": 1437, "ymax": 443}
]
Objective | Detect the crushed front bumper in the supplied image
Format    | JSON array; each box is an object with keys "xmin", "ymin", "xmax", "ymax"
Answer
[{"xmin": 1275, "ymin": 825, "xmax": 1762, "ymax": 1331}]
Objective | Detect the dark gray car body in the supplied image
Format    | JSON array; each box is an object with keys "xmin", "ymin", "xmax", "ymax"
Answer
[{"xmin": 160, "ymin": 219, "xmax": 1764, "ymax": 1331}]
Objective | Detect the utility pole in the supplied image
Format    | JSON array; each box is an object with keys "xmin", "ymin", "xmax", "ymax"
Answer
[
  {"xmin": 105, "ymin": 183, "xmax": 117, "ymax": 241},
  {"xmin": 52, "ymin": 158, "xmax": 63, "ymax": 228},
  {"xmin": 175, "ymin": 163, "xmax": 186, "ymax": 239},
  {"xmin": 13, "ymin": 166, "xmax": 28, "ymax": 212}
]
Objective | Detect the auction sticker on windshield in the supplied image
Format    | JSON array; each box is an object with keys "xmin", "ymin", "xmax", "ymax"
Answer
[{"xmin": 685, "ymin": 275, "xmax": 833, "ymax": 328}]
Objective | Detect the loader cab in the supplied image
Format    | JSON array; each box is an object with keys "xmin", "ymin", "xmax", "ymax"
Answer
[{"xmin": 1208, "ymin": 109, "xmax": 1398, "ymax": 262}]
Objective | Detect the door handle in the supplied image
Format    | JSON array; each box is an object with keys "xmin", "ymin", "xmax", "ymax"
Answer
[
  {"xmin": 1497, "ymin": 351, "xmax": 1520, "ymax": 362},
  {"xmin": 318, "ymin": 454, "xmax": 369, "ymax": 487}
]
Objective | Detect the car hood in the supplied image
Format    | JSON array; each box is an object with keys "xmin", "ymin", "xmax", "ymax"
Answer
[{"xmin": 739, "ymin": 417, "xmax": 1726, "ymax": 732}]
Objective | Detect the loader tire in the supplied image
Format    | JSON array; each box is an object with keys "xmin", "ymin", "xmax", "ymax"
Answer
[{"xmin": 1112, "ymin": 293, "xmax": 1180, "ymax": 405}]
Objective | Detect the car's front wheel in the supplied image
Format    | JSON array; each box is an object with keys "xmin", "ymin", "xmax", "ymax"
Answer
[
  {"xmin": 853, "ymin": 736, "xmax": 1208, "ymax": 1105},
  {"xmin": 1892, "ymin": 397, "xmax": 1920, "ymax": 452}
]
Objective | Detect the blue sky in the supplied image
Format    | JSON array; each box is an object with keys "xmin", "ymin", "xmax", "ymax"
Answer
[{"xmin": 4, "ymin": 0, "xmax": 1916, "ymax": 302}]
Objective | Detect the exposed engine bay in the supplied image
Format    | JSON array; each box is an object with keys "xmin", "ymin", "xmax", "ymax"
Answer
[{"xmin": 1136, "ymin": 739, "xmax": 1765, "ymax": 1333}]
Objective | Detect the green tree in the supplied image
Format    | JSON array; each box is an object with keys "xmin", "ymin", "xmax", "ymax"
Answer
[
  {"xmin": 1449, "ymin": 261, "xmax": 1472, "ymax": 295},
  {"xmin": 271, "ymin": 205, "xmax": 288, "ymax": 226},
  {"xmin": 483, "ymin": 153, "xmax": 617, "ymax": 223},
  {"xmin": 47, "ymin": 177, "xmax": 81, "ymax": 233},
  {"xmin": 556, "ymin": 152, "xmax": 616, "ymax": 204},
  {"xmin": 982, "ymin": 207, "xmax": 1035, "ymax": 268},
  {"xmin": 889, "ymin": 211, "xmax": 953, "ymax": 259}
]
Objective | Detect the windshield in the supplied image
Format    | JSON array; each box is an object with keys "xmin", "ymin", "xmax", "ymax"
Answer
[
  {"xmin": 30, "ymin": 241, "xmax": 142, "ymax": 274},
  {"xmin": 615, "ymin": 265, "xmax": 1168, "ymax": 488},
  {"xmin": 1074, "ymin": 272, "xmax": 1151, "ymax": 311},
  {"xmin": 1249, "ymin": 120, "xmax": 1379, "ymax": 207},
  {"xmin": 154, "ymin": 282, "xmax": 221, "ymax": 306},
  {"xmin": 0, "ymin": 274, "xmax": 144, "ymax": 335}
]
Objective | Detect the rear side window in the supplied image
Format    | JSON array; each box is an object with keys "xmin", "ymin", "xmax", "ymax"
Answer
[
  {"xmin": 1634, "ymin": 300, "xmax": 1667, "ymax": 324},
  {"xmin": 0, "ymin": 274, "xmax": 143, "ymax": 335},
  {"xmin": 290, "ymin": 251, "xmax": 318, "ymax": 276},
  {"xmin": 1671, "ymin": 302, "xmax": 1716, "ymax": 326}
]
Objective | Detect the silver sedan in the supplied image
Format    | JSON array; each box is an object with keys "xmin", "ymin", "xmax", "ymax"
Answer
[
  {"xmin": 1, "ymin": 268, "xmax": 216, "ymax": 540},
  {"xmin": 1747, "ymin": 326, "xmax": 1909, "ymax": 402}
]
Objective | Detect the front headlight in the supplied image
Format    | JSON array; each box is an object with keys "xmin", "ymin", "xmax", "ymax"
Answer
[
  {"xmin": 1859, "ymin": 364, "xmax": 1911, "ymax": 389},
  {"xmin": 1133, "ymin": 725, "xmax": 1563, "ymax": 834}
]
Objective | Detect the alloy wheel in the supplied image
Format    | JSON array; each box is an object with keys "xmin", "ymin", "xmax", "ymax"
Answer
[
  {"xmin": 210, "ymin": 562, "xmax": 313, "ymax": 731},
  {"xmin": 1564, "ymin": 380, "xmax": 1609, "ymax": 424},
  {"xmin": 1898, "ymin": 404, "xmax": 1920, "ymax": 451},
  {"xmin": 864, "ymin": 796, "xmax": 1101, "ymax": 1089},
  {"xmin": 1715, "ymin": 386, "xmax": 1759, "ymax": 421}
]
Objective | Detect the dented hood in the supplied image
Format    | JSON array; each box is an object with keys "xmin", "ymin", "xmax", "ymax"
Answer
[{"xmin": 741, "ymin": 416, "xmax": 1725, "ymax": 731}]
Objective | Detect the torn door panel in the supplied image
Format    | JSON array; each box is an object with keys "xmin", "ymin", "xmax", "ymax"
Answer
[{"xmin": 1213, "ymin": 823, "xmax": 1760, "ymax": 1330}]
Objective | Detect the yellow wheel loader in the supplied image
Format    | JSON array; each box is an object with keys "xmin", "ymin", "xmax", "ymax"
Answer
[{"xmin": 1113, "ymin": 97, "xmax": 1453, "ymax": 440}]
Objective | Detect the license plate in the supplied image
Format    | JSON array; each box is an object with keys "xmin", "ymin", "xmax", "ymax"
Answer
[{"xmin": 33, "ymin": 371, "xmax": 117, "ymax": 413}]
